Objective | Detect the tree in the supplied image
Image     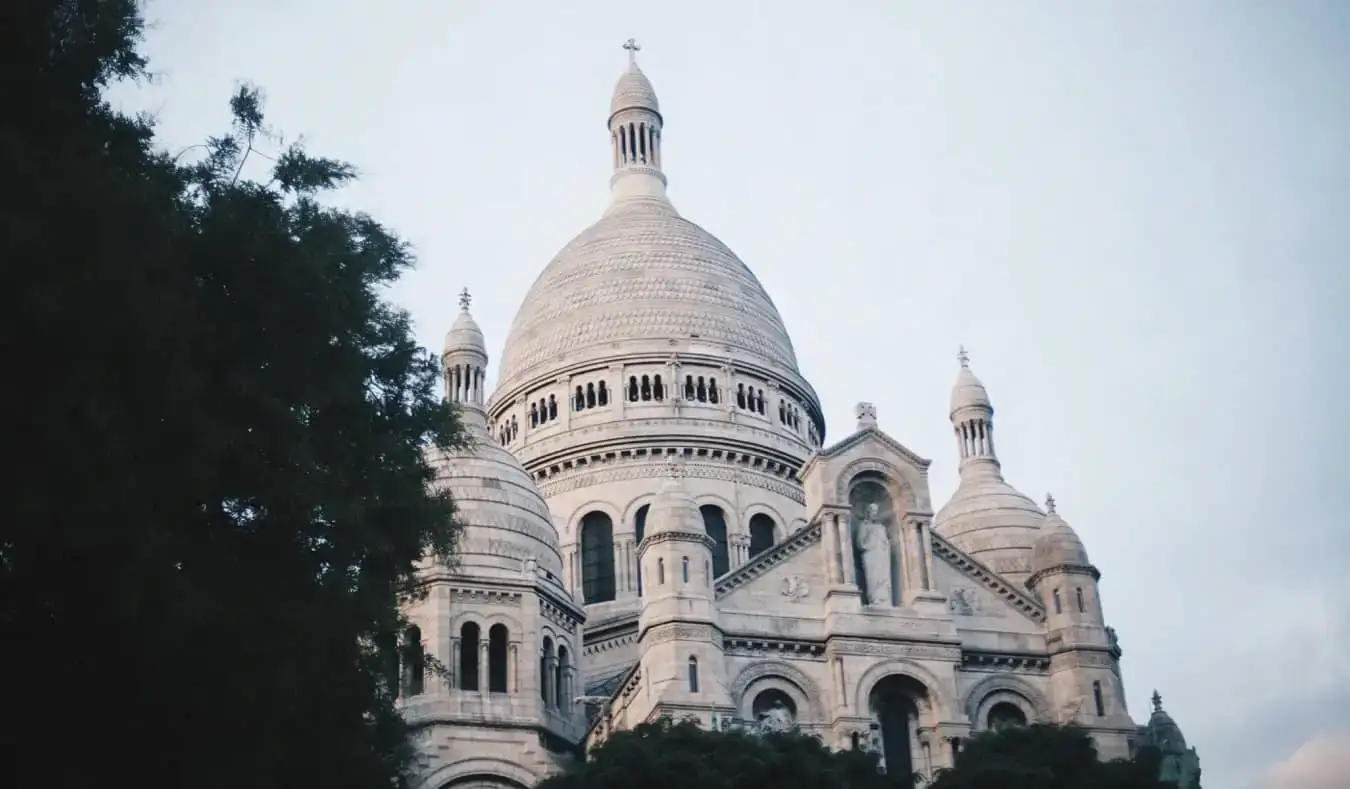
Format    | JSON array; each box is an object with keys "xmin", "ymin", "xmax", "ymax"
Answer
[
  {"xmin": 929, "ymin": 724, "xmax": 1172, "ymax": 789},
  {"xmin": 2, "ymin": 2, "xmax": 461, "ymax": 788},
  {"xmin": 539, "ymin": 719, "xmax": 905, "ymax": 789}
]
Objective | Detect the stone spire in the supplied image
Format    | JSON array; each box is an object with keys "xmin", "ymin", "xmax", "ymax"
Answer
[
  {"xmin": 948, "ymin": 346, "xmax": 999, "ymax": 473},
  {"xmin": 607, "ymin": 39, "xmax": 672, "ymax": 209},
  {"xmin": 442, "ymin": 287, "xmax": 488, "ymax": 426}
]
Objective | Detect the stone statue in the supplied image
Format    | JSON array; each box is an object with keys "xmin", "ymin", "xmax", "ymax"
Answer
[
  {"xmin": 756, "ymin": 699, "xmax": 795, "ymax": 733},
  {"xmin": 856, "ymin": 503, "xmax": 892, "ymax": 607}
]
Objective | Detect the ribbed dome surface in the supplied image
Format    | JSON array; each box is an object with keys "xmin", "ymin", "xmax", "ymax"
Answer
[
  {"xmin": 1031, "ymin": 505, "xmax": 1091, "ymax": 573},
  {"xmin": 428, "ymin": 434, "xmax": 564, "ymax": 582},
  {"xmin": 934, "ymin": 468, "xmax": 1043, "ymax": 583},
  {"xmin": 644, "ymin": 473, "xmax": 705, "ymax": 538},
  {"xmin": 496, "ymin": 200, "xmax": 800, "ymax": 391},
  {"xmin": 950, "ymin": 365, "xmax": 992, "ymax": 414},
  {"xmin": 611, "ymin": 64, "xmax": 660, "ymax": 118},
  {"xmin": 444, "ymin": 309, "xmax": 485, "ymax": 355}
]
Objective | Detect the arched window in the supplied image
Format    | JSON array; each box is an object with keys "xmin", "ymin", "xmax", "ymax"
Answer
[
  {"xmin": 586, "ymin": 382, "xmax": 596, "ymax": 408},
  {"xmin": 657, "ymin": 557, "xmax": 665, "ymax": 585},
  {"xmin": 580, "ymin": 511, "xmax": 616, "ymax": 603},
  {"xmin": 986, "ymin": 702, "xmax": 1027, "ymax": 731},
  {"xmin": 635, "ymin": 504, "xmax": 649, "ymax": 595},
  {"xmin": 688, "ymin": 656, "xmax": 699, "ymax": 693},
  {"xmin": 628, "ymin": 376, "xmax": 639, "ymax": 402},
  {"xmin": 547, "ymin": 395, "xmax": 557, "ymax": 420},
  {"xmin": 681, "ymin": 556, "xmax": 689, "ymax": 583},
  {"xmin": 555, "ymin": 645, "xmax": 570, "ymax": 709},
  {"xmin": 574, "ymin": 386, "xmax": 585, "ymax": 411},
  {"xmin": 598, "ymin": 381, "xmax": 609, "ymax": 406},
  {"xmin": 640, "ymin": 374, "xmax": 652, "ymax": 401},
  {"xmin": 529, "ymin": 403, "xmax": 539, "ymax": 427},
  {"xmin": 1053, "ymin": 588, "xmax": 1063, "ymax": 614},
  {"xmin": 1093, "ymin": 681, "xmax": 1105, "ymax": 717},
  {"xmin": 700, "ymin": 505, "xmax": 730, "ymax": 578},
  {"xmin": 736, "ymin": 384, "xmax": 746, "ymax": 409},
  {"xmin": 460, "ymin": 622, "xmax": 480, "ymax": 691},
  {"xmin": 708, "ymin": 377, "xmax": 719, "ymax": 404},
  {"xmin": 540, "ymin": 637, "xmax": 553, "ymax": 705},
  {"xmin": 748, "ymin": 514, "xmax": 776, "ymax": 558},
  {"xmin": 653, "ymin": 375, "xmax": 665, "ymax": 400},
  {"xmin": 402, "ymin": 625, "xmax": 425, "ymax": 696},
  {"xmin": 1076, "ymin": 587, "xmax": 1086, "ymax": 613},
  {"xmin": 487, "ymin": 624, "xmax": 509, "ymax": 693}
]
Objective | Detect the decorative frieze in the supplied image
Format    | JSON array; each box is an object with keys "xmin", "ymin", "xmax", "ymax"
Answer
[
  {"xmin": 829, "ymin": 639, "xmax": 961, "ymax": 662},
  {"xmin": 448, "ymin": 588, "xmax": 522, "ymax": 606},
  {"xmin": 641, "ymin": 622, "xmax": 725, "ymax": 649},
  {"xmin": 960, "ymin": 650, "xmax": 1051, "ymax": 673},
  {"xmin": 537, "ymin": 454, "xmax": 806, "ymax": 502},
  {"xmin": 723, "ymin": 636, "xmax": 827, "ymax": 659}
]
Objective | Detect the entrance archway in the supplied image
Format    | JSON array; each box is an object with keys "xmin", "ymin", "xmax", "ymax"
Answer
[{"xmin": 868, "ymin": 674, "xmax": 931, "ymax": 785}]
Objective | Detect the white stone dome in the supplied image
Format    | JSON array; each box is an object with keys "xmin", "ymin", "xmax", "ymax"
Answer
[
  {"xmin": 643, "ymin": 470, "xmax": 705, "ymax": 538},
  {"xmin": 949, "ymin": 364, "xmax": 991, "ymax": 415},
  {"xmin": 1030, "ymin": 497, "xmax": 1092, "ymax": 573},
  {"xmin": 444, "ymin": 307, "xmax": 485, "ymax": 356},
  {"xmin": 429, "ymin": 436, "xmax": 564, "ymax": 583},
  {"xmin": 495, "ymin": 199, "xmax": 802, "ymax": 393},
  {"xmin": 610, "ymin": 63, "xmax": 660, "ymax": 119},
  {"xmin": 933, "ymin": 471, "xmax": 1043, "ymax": 583}
]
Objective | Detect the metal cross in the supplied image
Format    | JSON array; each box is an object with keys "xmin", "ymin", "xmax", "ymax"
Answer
[
  {"xmin": 1045, "ymin": 493, "xmax": 1057, "ymax": 514},
  {"xmin": 458, "ymin": 287, "xmax": 471, "ymax": 311},
  {"xmin": 623, "ymin": 38, "xmax": 641, "ymax": 64},
  {"xmin": 957, "ymin": 345, "xmax": 970, "ymax": 368}
]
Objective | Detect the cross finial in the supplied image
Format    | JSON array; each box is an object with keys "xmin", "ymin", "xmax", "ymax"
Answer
[
  {"xmin": 957, "ymin": 345, "xmax": 970, "ymax": 368},
  {"xmin": 623, "ymin": 38, "xmax": 641, "ymax": 65},
  {"xmin": 1151, "ymin": 690, "xmax": 1163, "ymax": 713},
  {"xmin": 458, "ymin": 287, "xmax": 471, "ymax": 312},
  {"xmin": 1045, "ymin": 493, "xmax": 1057, "ymax": 514}
]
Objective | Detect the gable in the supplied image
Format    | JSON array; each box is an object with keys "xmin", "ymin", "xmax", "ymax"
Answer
[
  {"xmin": 715, "ymin": 521, "xmax": 825, "ymax": 612},
  {"xmin": 930, "ymin": 534, "xmax": 1046, "ymax": 629},
  {"xmin": 802, "ymin": 427, "xmax": 936, "ymax": 516}
]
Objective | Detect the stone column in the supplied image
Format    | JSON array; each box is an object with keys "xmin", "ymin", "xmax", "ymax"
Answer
[
  {"xmin": 838, "ymin": 513, "xmax": 857, "ymax": 587},
  {"xmin": 450, "ymin": 638, "xmax": 460, "ymax": 690},
  {"xmin": 613, "ymin": 541, "xmax": 627, "ymax": 594},
  {"xmin": 508, "ymin": 643, "xmax": 519, "ymax": 694},
  {"xmin": 821, "ymin": 515, "xmax": 840, "ymax": 583},
  {"xmin": 833, "ymin": 656, "xmax": 848, "ymax": 710},
  {"xmin": 478, "ymin": 639, "xmax": 489, "ymax": 693},
  {"xmin": 919, "ymin": 521, "xmax": 936, "ymax": 590}
]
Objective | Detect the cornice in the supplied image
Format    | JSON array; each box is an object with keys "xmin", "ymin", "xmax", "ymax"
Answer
[
  {"xmin": 715, "ymin": 520, "xmax": 821, "ymax": 598},
  {"xmin": 538, "ymin": 453, "xmax": 807, "ymax": 505},
  {"xmin": 1027, "ymin": 562, "xmax": 1101, "ymax": 588},
  {"xmin": 930, "ymin": 534, "xmax": 1046, "ymax": 623}
]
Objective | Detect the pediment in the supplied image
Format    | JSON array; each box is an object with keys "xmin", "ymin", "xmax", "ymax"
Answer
[
  {"xmin": 715, "ymin": 520, "xmax": 824, "ymax": 609},
  {"xmin": 801, "ymin": 427, "xmax": 935, "ymax": 515},
  {"xmin": 930, "ymin": 534, "xmax": 1046, "ymax": 626}
]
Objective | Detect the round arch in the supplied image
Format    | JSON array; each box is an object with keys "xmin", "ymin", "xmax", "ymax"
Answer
[
  {"xmin": 837, "ymin": 458, "xmax": 918, "ymax": 513},
  {"xmin": 621, "ymin": 494, "xmax": 657, "ymax": 537},
  {"xmin": 729, "ymin": 660, "xmax": 827, "ymax": 722},
  {"xmin": 414, "ymin": 756, "xmax": 538, "ymax": 789},
  {"xmin": 853, "ymin": 659, "xmax": 953, "ymax": 722},
  {"xmin": 742, "ymin": 502, "xmax": 788, "ymax": 542},
  {"xmin": 693, "ymin": 493, "xmax": 737, "ymax": 519},
  {"xmin": 564, "ymin": 500, "xmax": 624, "ymax": 540},
  {"xmin": 963, "ymin": 675, "xmax": 1051, "ymax": 727}
]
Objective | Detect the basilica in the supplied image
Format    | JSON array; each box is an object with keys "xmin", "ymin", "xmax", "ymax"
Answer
[{"xmin": 395, "ymin": 44, "xmax": 1197, "ymax": 789}]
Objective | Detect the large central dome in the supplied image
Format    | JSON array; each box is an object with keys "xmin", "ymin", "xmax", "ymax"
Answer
[{"xmin": 496, "ymin": 199, "xmax": 800, "ymax": 391}]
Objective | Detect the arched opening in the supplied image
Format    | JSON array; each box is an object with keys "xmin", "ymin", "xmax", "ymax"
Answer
[
  {"xmin": 640, "ymin": 374, "xmax": 651, "ymax": 401},
  {"xmin": 580, "ymin": 511, "xmax": 616, "ymax": 603},
  {"xmin": 598, "ymin": 380, "xmax": 609, "ymax": 406},
  {"xmin": 586, "ymin": 382, "xmax": 596, "ymax": 408},
  {"xmin": 547, "ymin": 395, "xmax": 557, "ymax": 420},
  {"xmin": 748, "ymin": 513, "xmax": 776, "ymax": 558},
  {"xmin": 653, "ymin": 374, "xmax": 665, "ymax": 400},
  {"xmin": 1093, "ymin": 681, "xmax": 1105, "ymax": 717},
  {"xmin": 751, "ymin": 688, "xmax": 797, "ymax": 732},
  {"xmin": 628, "ymin": 376, "xmax": 639, "ymax": 401},
  {"xmin": 540, "ymin": 636, "xmax": 553, "ymax": 706},
  {"xmin": 1076, "ymin": 587, "xmax": 1086, "ymax": 613},
  {"xmin": 574, "ymin": 385, "xmax": 585, "ymax": 411},
  {"xmin": 986, "ymin": 701, "xmax": 1027, "ymax": 731},
  {"xmin": 555, "ymin": 645, "xmax": 570, "ymax": 710},
  {"xmin": 402, "ymin": 625, "xmax": 425, "ymax": 696},
  {"xmin": 635, "ymin": 504, "xmax": 649, "ymax": 595},
  {"xmin": 1053, "ymin": 588, "xmax": 1063, "ymax": 614},
  {"xmin": 460, "ymin": 622, "xmax": 480, "ymax": 691},
  {"xmin": 688, "ymin": 656, "xmax": 699, "ymax": 693},
  {"xmin": 657, "ymin": 557, "xmax": 665, "ymax": 585},
  {"xmin": 869, "ymin": 674, "xmax": 929, "ymax": 782},
  {"xmin": 487, "ymin": 624, "xmax": 509, "ymax": 693},
  {"xmin": 700, "ymin": 505, "xmax": 730, "ymax": 577},
  {"xmin": 681, "ymin": 556, "xmax": 689, "ymax": 583}
]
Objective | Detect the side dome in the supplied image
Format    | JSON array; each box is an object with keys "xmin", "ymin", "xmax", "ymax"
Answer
[
  {"xmin": 1143, "ymin": 692, "xmax": 1188, "ymax": 752},
  {"xmin": 610, "ymin": 62, "xmax": 659, "ymax": 118},
  {"xmin": 1030, "ymin": 496, "xmax": 1092, "ymax": 573},
  {"xmin": 495, "ymin": 202, "xmax": 802, "ymax": 392},
  {"xmin": 934, "ymin": 477, "xmax": 1044, "ymax": 580},
  {"xmin": 949, "ymin": 364, "xmax": 991, "ymax": 415},
  {"xmin": 643, "ymin": 468, "xmax": 705, "ymax": 538}
]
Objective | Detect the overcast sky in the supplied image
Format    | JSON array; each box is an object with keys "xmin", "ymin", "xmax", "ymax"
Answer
[{"xmin": 111, "ymin": 2, "xmax": 1348, "ymax": 787}]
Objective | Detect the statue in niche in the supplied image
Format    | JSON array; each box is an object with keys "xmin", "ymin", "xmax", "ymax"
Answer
[
  {"xmin": 856, "ymin": 503, "xmax": 893, "ymax": 607},
  {"xmin": 756, "ymin": 699, "xmax": 796, "ymax": 733}
]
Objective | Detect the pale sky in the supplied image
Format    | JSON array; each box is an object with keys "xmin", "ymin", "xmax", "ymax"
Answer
[{"xmin": 111, "ymin": 2, "xmax": 1349, "ymax": 787}]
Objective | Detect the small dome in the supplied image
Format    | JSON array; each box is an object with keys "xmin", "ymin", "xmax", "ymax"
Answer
[
  {"xmin": 427, "ymin": 429, "xmax": 563, "ymax": 584},
  {"xmin": 610, "ymin": 62, "xmax": 660, "ymax": 119},
  {"xmin": 1030, "ymin": 496, "xmax": 1092, "ymax": 573},
  {"xmin": 643, "ymin": 467, "xmax": 704, "ymax": 538},
  {"xmin": 934, "ymin": 473, "xmax": 1043, "ymax": 582},
  {"xmin": 444, "ymin": 289, "xmax": 486, "ymax": 356},
  {"xmin": 950, "ymin": 362, "xmax": 992, "ymax": 415},
  {"xmin": 1144, "ymin": 692, "xmax": 1188, "ymax": 752}
]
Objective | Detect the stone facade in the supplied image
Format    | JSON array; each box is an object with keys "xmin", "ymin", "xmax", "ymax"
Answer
[{"xmin": 402, "ymin": 44, "xmax": 1164, "ymax": 789}]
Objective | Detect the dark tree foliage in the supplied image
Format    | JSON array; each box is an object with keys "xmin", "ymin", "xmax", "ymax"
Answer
[
  {"xmin": 930, "ymin": 724, "xmax": 1172, "ymax": 789},
  {"xmin": 2, "ymin": 2, "xmax": 461, "ymax": 788},
  {"xmin": 539, "ymin": 719, "xmax": 906, "ymax": 789}
]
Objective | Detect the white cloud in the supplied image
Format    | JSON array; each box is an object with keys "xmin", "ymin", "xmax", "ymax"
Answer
[{"xmin": 1255, "ymin": 731, "xmax": 1350, "ymax": 789}]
